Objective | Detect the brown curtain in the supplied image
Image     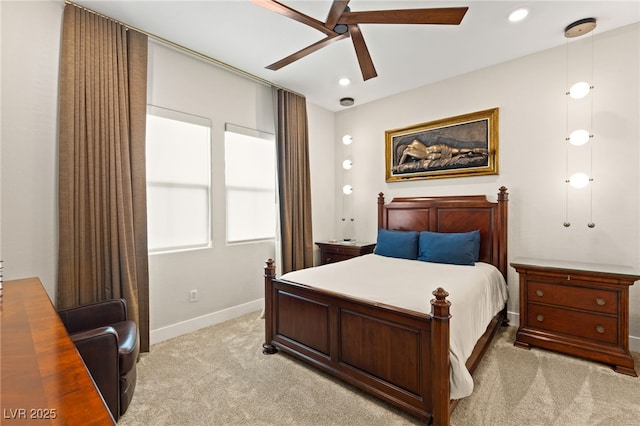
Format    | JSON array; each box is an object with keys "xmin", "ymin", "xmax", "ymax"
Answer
[
  {"xmin": 273, "ymin": 88, "xmax": 314, "ymax": 274},
  {"xmin": 57, "ymin": 5, "xmax": 150, "ymax": 352}
]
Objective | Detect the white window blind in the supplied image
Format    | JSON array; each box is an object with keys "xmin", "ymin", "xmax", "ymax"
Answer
[
  {"xmin": 146, "ymin": 106, "xmax": 211, "ymax": 252},
  {"xmin": 224, "ymin": 124, "xmax": 276, "ymax": 243}
]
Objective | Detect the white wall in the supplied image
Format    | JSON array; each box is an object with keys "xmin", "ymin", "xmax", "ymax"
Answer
[
  {"xmin": 1, "ymin": 1, "xmax": 63, "ymax": 296},
  {"xmin": 307, "ymin": 102, "xmax": 337, "ymax": 256},
  {"xmin": 147, "ymin": 45, "xmax": 337, "ymax": 341},
  {"xmin": 334, "ymin": 23, "xmax": 640, "ymax": 350},
  {"xmin": 146, "ymin": 42, "xmax": 278, "ymax": 342}
]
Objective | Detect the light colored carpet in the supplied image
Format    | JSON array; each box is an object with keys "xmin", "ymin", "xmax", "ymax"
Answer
[{"xmin": 119, "ymin": 312, "xmax": 640, "ymax": 426}]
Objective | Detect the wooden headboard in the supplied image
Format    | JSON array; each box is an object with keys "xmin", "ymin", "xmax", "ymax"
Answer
[{"xmin": 377, "ymin": 186, "xmax": 509, "ymax": 279}]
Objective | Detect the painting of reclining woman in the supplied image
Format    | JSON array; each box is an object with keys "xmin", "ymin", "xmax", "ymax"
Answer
[{"xmin": 385, "ymin": 108, "xmax": 499, "ymax": 182}]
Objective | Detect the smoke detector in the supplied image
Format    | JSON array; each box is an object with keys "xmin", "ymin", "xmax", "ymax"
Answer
[{"xmin": 340, "ymin": 97, "xmax": 355, "ymax": 107}]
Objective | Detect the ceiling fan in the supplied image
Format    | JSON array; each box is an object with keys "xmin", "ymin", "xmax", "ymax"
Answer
[{"xmin": 251, "ymin": 0, "xmax": 468, "ymax": 81}]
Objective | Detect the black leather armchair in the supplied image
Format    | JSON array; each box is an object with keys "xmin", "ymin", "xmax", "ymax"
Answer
[{"xmin": 58, "ymin": 299, "xmax": 139, "ymax": 421}]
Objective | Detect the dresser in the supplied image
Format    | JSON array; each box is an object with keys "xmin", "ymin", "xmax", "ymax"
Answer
[
  {"xmin": 511, "ymin": 258, "xmax": 639, "ymax": 376},
  {"xmin": 315, "ymin": 241, "xmax": 376, "ymax": 265}
]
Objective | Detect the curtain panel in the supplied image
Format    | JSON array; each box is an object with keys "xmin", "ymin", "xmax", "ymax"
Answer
[
  {"xmin": 57, "ymin": 5, "xmax": 150, "ymax": 351},
  {"xmin": 273, "ymin": 88, "xmax": 314, "ymax": 274}
]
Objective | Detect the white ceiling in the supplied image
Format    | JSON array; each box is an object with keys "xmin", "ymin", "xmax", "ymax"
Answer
[{"xmin": 75, "ymin": 1, "xmax": 640, "ymax": 112}]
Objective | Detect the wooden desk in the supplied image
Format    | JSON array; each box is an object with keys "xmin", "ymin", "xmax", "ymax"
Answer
[{"xmin": 1, "ymin": 278, "xmax": 115, "ymax": 424}]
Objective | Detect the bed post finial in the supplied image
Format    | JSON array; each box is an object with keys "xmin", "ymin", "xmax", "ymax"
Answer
[
  {"xmin": 430, "ymin": 287, "xmax": 451, "ymax": 426},
  {"xmin": 430, "ymin": 287, "xmax": 451, "ymax": 319},
  {"xmin": 378, "ymin": 193, "xmax": 385, "ymax": 229},
  {"xmin": 265, "ymin": 258, "xmax": 276, "ymax": 279},
  {"xmin": 498, "ymin": 186, "xmax": 508, "ymax": 202}
]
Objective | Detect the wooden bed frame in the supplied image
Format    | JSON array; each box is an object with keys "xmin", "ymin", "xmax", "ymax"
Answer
[{"xmin": 262, "ymin": 187, "xmax": 509, "ymax": 426}]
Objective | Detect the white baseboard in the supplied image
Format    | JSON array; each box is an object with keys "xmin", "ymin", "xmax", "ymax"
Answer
[
  {"xmin": 630, "ymin": 335, "xmax": 640, "ymax": 353},
  {"xmin": 506, "ymin": 310, "xmax": 519, "ymax": 327},
  {"xmin": 507, "ymin": 311, "xmax": 640, "ymax": 353},
  {"xmin": 150, "ymin": 298, "xmax": 264, "ymax": 345}
]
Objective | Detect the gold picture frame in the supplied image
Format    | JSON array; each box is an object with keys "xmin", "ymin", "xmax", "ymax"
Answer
[{"xmin": 385, "ymin": 108, "xmax": 499, "ymax": 182}]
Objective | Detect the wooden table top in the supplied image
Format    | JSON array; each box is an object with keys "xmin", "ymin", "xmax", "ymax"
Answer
[{"xmin": 1, "ymin": 277, "xmax": 115, "ymax": 425}]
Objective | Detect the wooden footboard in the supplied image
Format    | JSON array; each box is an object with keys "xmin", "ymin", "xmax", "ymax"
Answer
[{"xmin": 263, "ymin": 259, "xmax": 452, "ymax": 425}]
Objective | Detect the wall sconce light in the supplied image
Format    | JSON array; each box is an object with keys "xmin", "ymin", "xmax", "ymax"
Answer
[
  {"xmin": 563, "ymin": 17, "xmax": 597, "ymax": 229},
  {"xmin": 341, "ymin": 134, "xmax": 354, "ymax": 239}
]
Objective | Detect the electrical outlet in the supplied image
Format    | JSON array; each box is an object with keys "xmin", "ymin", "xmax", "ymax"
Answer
[{"xmin": 189, "ymin": 289, "xmax": 198, "ymax": 303}]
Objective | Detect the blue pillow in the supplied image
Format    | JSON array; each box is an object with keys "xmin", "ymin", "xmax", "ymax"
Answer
[
  {"xmin": 469, "ymin": 230, "xmax": 481, "ymax": 261},
  {"xmin": 374, "ymin": 228, "xmax": 419, "ymax": 260},
  {"xmin": 417, "ymin": 230, "xmax": 480, "ymax": 266}
]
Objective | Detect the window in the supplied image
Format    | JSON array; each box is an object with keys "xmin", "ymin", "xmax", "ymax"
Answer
[
  {"xmin": 146, "ymin": 106, "xmax": 211, "ymax": 252},
  {"xmin": 224, "ymin": 124, "xmax": 276, "ymax": 243}
]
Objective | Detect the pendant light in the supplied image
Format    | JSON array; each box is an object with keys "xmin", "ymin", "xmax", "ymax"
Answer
[{"xmin": 563, "ymin": 18, "xmax": 596, "ymax": 229}]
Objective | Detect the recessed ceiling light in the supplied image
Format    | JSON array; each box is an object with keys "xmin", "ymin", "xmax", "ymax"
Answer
[
  {"xmin": 508, "ymin": 8, "xmax": 529, "ymax": 23},
  {"xmin": 338, "ymin": 77, "xmax": 351, "ymax": 86}
]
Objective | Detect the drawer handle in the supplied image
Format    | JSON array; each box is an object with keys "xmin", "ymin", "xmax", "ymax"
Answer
[
  {"xmin": 595, "ymin": 324, "xmax": 605, "ymax": 334},
  {"xmin": 536, "ymin": 314, "xmax": 544, "ymax": 322},
  {"xmin": 595, "ymin": 297, "xmax": 606, "ymax": 306},
  {"xmin": 535, "ymin": 289, "xmax": 544, "ymax": 297}
]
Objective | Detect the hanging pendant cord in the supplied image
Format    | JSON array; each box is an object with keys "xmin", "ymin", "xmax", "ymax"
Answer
[
  {"xmin": 564, "ymin": 38, "xmax": 571, "ymax": 227},
  {"xmin": 588, "ymin": 31, "xmax": 596, "ymax": 228}
]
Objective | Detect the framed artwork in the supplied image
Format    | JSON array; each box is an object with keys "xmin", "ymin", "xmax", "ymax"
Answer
[{"xmin": 385, "ymin": 108, "xmax": 499, "ymax": 182}]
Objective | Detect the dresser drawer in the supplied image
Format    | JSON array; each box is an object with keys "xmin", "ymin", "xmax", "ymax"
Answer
[
  {"xmin": 323, "ymin": 246, "xmax": 353, "ymax": 255},
  {"xmin": 527, "ymin": 303, "xmax": 618, "ymax": 345},
  {"xmin": 527, "ymin": 280, "xmax": 618, "ymax": 315},
  {"xmin": 321, "ymin": 252, "xmax": 353, "ymax": 264}
]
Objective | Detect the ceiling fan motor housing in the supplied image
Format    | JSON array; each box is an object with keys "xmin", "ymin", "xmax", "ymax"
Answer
[{"xmin": 334, "ymin": 23, "xmax": 349, "ymax": 34}]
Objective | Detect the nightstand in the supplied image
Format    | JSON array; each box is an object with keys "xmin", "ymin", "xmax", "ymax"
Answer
[
  {"xmin": 315, "ymin": 241, "xmax": 376, "ymax": 265},
  {"xmin": 511, "ymin": 257, "xmax": 640, "ymax": 376}
]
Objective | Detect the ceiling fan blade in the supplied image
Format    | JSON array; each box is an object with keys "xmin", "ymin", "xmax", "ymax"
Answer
[
  {"xmin": 339, "ymin": 7, "xmax": 468, "ymax": 25},
  {"xmin": 325, "ymin": 0, "xmax": 350, "ymax": 30},
  {"xmin": 251, "ymin": 0, "xmax": 335, "ymax": 35},
  {"xmin": 349, "ymin": 25, "xmax": 377, "ymax": 81},
  {"xmin": 266, "ymin": 33, "xmax": 349, "ymax": 71}
]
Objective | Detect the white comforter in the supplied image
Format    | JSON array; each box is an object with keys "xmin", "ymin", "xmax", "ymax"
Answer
[{"xmin": 280, "ymin": 253, "xmax": 508, "ymax": 400}]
